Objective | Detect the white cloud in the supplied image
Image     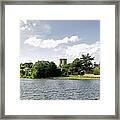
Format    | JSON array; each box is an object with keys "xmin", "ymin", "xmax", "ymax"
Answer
[
  {"xmin": 24, "ymin": 36, "xmax": 80, "ymax": 48},
  {"xmin": 65, "ymin": 41, "xmax": 100, "ymax": 63},
  {"xmin": 20, "ymin": 20, "xmax": 51, "ymax": 35},
  {"xmin": 20, "ymin": 20, "xmax": 29, "ymax": 31},
  {"xmin": 44, "ymin": 24, "xmax": 51, "ymax": 31},
  {"xmin": 24, "ymin": 35, "xmax": 100, "ymax": 63},
  {"xmin": 22, "ymin": 19, "xmax": 27, "ymax": 24},
  {"xmin": 33, "ymin": 23, "xmax": 36, "ymax": 26}
]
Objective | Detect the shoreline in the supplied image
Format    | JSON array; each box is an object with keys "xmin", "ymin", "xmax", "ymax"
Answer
[
  {"xmin": 20, "ymin": 75, "xmax": 100, "ymax": 80},
  {"xmin": 54, "ymin": 77, "xmax": 100, "ymax": 80}
]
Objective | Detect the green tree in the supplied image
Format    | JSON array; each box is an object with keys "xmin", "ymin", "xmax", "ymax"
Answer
[
  {"xmin": 61, "ymin": 64, "xmax": 71, "ymax": 76},
  {"xmin": 24, "ymin": 62, "xmax": 33, "ymax": 69},
  {"xmin": 80, "ymin": 53, "xmax": 94, "ymax": 74},
  {"xmin": 31, "ymin": 60, "xmax": 61, "ymax": 78},
  {"xmin": 20, "ymin": 69, "xmax": 25, "ymax": 78},
  {"xmin": 72, "ymin": 58, "xmax": 83, "ymax": 75},
  {"xmin": 48, "ymin": 62, "xmax": 57, "ymax": 77},
  {"xmin": 93, "ymin": 67, "xmax": 100, "ymax": 75},
  {"xmin": 20, "ymin": 63, "xmax": 26, "ymax": 69},
  {"xmin": 20, "ymin": 62, "xmax": 33, "ymax": 78}
]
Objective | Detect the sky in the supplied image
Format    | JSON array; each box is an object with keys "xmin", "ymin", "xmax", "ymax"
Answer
[{"xmin": 20, "ymin": 20, "xmax": 100, "ymax": 66}]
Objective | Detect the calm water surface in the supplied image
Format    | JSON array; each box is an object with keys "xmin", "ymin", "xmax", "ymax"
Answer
[{"xmin": 20, "ymin": 78, "xmax": 100, "ymax": 100}]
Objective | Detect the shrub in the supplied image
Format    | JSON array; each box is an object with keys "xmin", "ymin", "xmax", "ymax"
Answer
[
  {"xmin": 93, "ymin": 67, "xmax": 100, "ymax": 75},
  {"xmin": 31, "ymin": 61, "xmax": 61, "ymax": 78},
  {"xmin": 80, "ymin": 70, "xmax": 85, "ymax": 75}
]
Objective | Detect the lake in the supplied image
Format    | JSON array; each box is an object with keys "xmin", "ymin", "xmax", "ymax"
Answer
[{"xmin": 20, "ymin": 78, "xmax": 100, "ymax": 100}]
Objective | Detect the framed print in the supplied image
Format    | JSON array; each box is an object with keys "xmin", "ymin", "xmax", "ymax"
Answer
[{"xmin": 0, "ymin": 0, "xmax": 119, "ymax": 119}]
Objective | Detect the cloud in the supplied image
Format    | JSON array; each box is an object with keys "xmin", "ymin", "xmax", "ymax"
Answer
[
  {"xmin": 24, "ymin": 36, "xmax": 80, "ymax": 48},
  {"xmin": 44, "ymin": 24, "xmax": 51, "ymax": 31},
  {"xmin": 22, "ymin": 20, "xmax": 27, "ymax": 24},
  {"xmin": 33, "ymin": 23, "xmax": 37, "ymax": 26},
  {"xmin": 65, "ymin": 41, "xmax": 100, "ymax": 63},
  {"xmin": 24, "ymin": 35, "xmax": 100, "ymax": 63},
  {"xmin": 20, "ymin": 20, "xmax": 51, "ymax": 36},
  {"xmin": 20, "ymin": 20, "xmax": 29, "ymax": 31}
]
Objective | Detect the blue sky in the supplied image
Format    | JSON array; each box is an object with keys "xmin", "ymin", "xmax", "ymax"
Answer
[{"xmin": 20, "ymin": 20, "xmax": 100, "ymax": 65}]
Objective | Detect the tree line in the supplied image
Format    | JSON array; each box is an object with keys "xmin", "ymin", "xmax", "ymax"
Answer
[{"xmin": 20, "ymin": 53, "xmax": 100, "ymax": 79}]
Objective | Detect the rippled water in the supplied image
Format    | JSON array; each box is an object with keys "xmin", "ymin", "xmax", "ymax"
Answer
[{"xmin": 20, "ymin": 78, "xmax": 100, "ymax": 100}]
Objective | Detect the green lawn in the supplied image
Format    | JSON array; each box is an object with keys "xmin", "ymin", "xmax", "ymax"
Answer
[{"xmin": 54, "ymin": 74, "xmax": 100, "ymax": 80}]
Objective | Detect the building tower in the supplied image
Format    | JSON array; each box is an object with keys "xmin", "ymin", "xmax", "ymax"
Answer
[{"xmin": 59, "ymin": 59, "xmax": 67, "ymax": 67}]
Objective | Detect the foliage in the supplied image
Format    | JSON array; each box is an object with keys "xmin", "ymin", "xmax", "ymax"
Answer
[
  {"xmin": 93, "ymin": 67, "xmax": 100, "ymax": 75},
  {"xmin": 20, "ymin": 53, "xmax": 100, "ymax": 79},
  {"xmin": 20, "ymin": 62, "xmax": 33, "ymax": 78},
  {"xmin": 20, "ymin": 61, "xmax": 61, "ymax": 79},
  {"xmin": 20, "ymin": 62, "xmax": 33, "ymax": 69},
  {"xmin": 61, "ymin": 53, "xmax": 95, "ymax": 76},
  {"xmin": 31, "ymin": 61, "xmax": 61, "ymax": 78},
  {"xmin": 80, "ymin": 70, "xmax": 85, "ymax": 75},
  {"xmin": 80, "ymin": 53, "xmax": 94, "ymax": 74},
  {"xmin": 20, "ymin": 69, "xmax": 25, "ymax": 78}
]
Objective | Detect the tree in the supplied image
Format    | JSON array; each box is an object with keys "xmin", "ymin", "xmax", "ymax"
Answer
[
  {"xmin": 61, "ymin": 54, "xmax": 94, "ymax": 76},
  {"xmin": 72, "ymin": 58, "xmax": 83, "ymax": 75},
  {"xmin": 80, "ymin": 53, "xmax": 94, "ymax": 74},
  {"xmin": 20, "ymin": 69, "xmax": 25, "ymax": 78},
  {"xmin": 61, "ymin": 64, "xmax": 71, "ymax": 76},
  {"xmin": 20, "ymin": 63, "xmax": 26, "ymax": 69},
  {"xmin": 48, "ymin": 62, "xmax": 57, "ymax": 77},
  {"xmin": 31, "ymin": 60, "xmax": 61, "ymax": 78},
  {"xmin": 68, "ymin": 64, "xmax": 74, "ymax": 75},
  {"xmin": 20, "ymin": 53, "xmax": 97, "ymax": 78},
  {"xmin": 24, "ymin": 62, "xmax": 33, "ymax": 69},
  {"xmin": 20, "ymin": 62, "xmax": 33, "ymax": 78},
  {"xmin": 93, "ymin": 67, "xmax": 100, "ymax": 75}
]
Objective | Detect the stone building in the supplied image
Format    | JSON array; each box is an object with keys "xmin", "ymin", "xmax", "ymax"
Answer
[{"xmin": 59, "ymin": 59, "xmax": 67, "ymax": 67}]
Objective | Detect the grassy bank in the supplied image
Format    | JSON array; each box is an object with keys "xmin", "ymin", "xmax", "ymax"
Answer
[
  {"xmin": 20, "ymin": 74, "xmax": 100, "ymax": 80},
  {"xmin": 54, "ymin": 74, "xmax": 100, "ymax": 80}
]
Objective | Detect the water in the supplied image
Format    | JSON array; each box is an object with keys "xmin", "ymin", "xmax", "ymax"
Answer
[{"xmin": 20, "ymin": 78, "xmax": 100, "ymax": 100}]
